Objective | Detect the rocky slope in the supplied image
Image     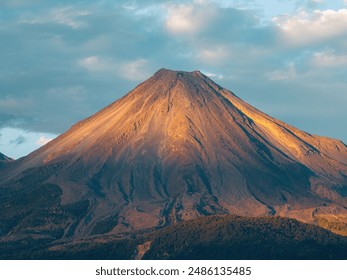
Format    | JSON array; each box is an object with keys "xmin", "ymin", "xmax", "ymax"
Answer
[{"xmin": 0, "ymin": 69, "xmax": 347, "ymax": 240}]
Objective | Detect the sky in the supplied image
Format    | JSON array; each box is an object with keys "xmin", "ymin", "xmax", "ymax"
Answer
[{"xmin": 0, "ymin": 0, "xmax": 347, "ymax": 159}]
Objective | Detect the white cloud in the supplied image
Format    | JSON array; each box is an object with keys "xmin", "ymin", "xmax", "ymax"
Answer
[
  {"xmin": 79, "ymin": 56, "xmax": 98, "ymax": 69},
  {"xmin": 204, "ymin": 72, "xmax": 224, "ymax": 79},
  {"xmin": 266, "ymin": 63, "xmax": 297, "ymax": 81},
  {"xmin": 166, "ymin": 5, "xmax": 196, "ymax": 33},
  {"xmin": 119, "ymin": 59, "xmax": 151, "ymax": 81},
  {"xmin": 36, "ymin": 136, "xmax": 53, "ymax": 146},
  {"xmin": 165, "ymin": 1, "xmax": 216, "ymax": 34},
  {"xmin": 274, "ymin": 9, "xmax": 347, "ymax": 46},
  {"xmin": 79, "ymin": 56, "xmax": 118, "ymax": 75},
  {"xmin": 79, "ymin": 56, "xmax": 111, "ymax": 72},
  {"xmin": 312, "ymin": 50, "xmax": 347, "ymax": 67}
]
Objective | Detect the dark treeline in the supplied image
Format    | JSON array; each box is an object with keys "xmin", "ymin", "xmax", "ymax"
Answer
[
  {"xmin": 1, "ymin": 215, "xmax": 347, "ymax": 259},
  {"xmin": 144, "ymin": 215, "xmax": 347, "ymax": 259}
]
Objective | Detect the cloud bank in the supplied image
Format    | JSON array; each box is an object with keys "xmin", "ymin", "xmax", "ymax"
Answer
[{"xmin": 0, "ymin": 0, "xmax": 346, "ymax": 157}]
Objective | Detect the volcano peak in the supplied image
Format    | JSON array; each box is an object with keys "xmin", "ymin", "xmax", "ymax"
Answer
[
  {"xmin": 139, "ymin": 68, "xmax": 221, "ymax": 105},
  {"xmin": 153, "ymin": 68, "xmax": 205, "ymax": 81},
  {"xmin": 1, "ymin": 69, "xmax": 347, "ymax": 237}
]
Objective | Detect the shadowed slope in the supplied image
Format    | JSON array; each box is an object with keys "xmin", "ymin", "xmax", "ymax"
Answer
[{"xmin": 0, "ymin": 153, "xmax": 13, "ymax": 167}]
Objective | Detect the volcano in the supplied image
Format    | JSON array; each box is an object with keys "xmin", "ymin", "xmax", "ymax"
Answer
[{"xmin": 1, "ymin": 69, "xmax": 347, "ymax": 240}]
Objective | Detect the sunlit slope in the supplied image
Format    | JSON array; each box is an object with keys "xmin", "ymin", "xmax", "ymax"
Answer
[{"xmin": 0, "ymin": 69, "xmax": 346, "ymax": 238}]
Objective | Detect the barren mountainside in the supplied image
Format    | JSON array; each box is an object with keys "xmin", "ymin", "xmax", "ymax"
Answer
[{"xmin": 0, "ymin": 69, "xmax": 347, "ymax": 239}]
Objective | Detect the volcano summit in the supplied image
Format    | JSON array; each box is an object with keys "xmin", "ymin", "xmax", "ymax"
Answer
[{"xmin": 1, "ymin": 69, "xmax": 347, "ymax": 242}]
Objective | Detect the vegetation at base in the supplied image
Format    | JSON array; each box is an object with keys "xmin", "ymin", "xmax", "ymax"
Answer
[
  {"xmin": 315, "ymin": 216, "xmax": 347, "ymax": 236},
  {"xmin": 143, "ymin": 215, "xmax": 347, "ymax": 260},
  {"xmin": 1, "ymin": 215, "xmax": 347, "ymax": 259},
  {"xmin": 0, "ymin": 236, "xmax": 138, "ymax": 260}
]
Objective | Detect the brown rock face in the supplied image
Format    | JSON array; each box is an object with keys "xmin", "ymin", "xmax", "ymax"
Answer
[{"xmin": 1, "ymin": 69, "xmax": 347, "ymax": 238}]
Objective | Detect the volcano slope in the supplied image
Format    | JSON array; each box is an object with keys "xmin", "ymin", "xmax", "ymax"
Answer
[{"xmin": 0, "ymin": 69, "xmax": 347, "ymax": 245}]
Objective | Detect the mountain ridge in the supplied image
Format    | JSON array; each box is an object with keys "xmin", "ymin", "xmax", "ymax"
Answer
[{"xmin": 0, "ymin": 152, "xmax": 13, "ymax": 167}]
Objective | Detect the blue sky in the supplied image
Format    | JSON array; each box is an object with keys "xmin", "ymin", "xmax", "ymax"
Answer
[{"xmin": 1, "ymin": 0, "xmax": 347, "ymax": 159}]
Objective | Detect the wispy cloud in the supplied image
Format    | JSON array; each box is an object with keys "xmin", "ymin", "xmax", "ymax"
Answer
[
  {"xmin": 197, "ymin": 46, "xmax": 230, "ymax": 65},
  {"xmin": 20, "ymin": 6, "xmax": 91, "ymax": 29},
  {"xmin": 119, "ymin": 59, "xmax": 151, "ymax": 81},
  {"xmin": 9, "ymin": 135, "xmax": 26, "ymax": 146},
  {"xmin": 79, "ymin": 56, "xmax": 114, "ymax": 72},
  {"xmin": 311, "ymin": 50, "xmax": 347, "ymax": 67},
  {"xmin": 266, "ymin": 63, "xmax": 297, "ymax": 81}
]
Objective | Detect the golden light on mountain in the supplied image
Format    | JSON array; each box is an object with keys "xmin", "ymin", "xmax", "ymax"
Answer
[{"xmin": 1, "ymin": 69, "xmax": 347, "ymax": 239}]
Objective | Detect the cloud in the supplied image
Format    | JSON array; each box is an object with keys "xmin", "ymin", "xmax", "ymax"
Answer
[
  {"xmin": 79, "ymin": 56, "xmax": 99, "ymax": 70},
  {"xmin": 2, "ymin": 0, "xmax": 271, "ymax": 155},
  {"xmin": 119, "ymin": 59, "xmax": 152, "ymax": 81},
  {"xmin": 79, "ymin": 56, "xmax": 113, "ymax": 72},
  {"xmin": 0, "ymin": 127, "xmax": 57, "ymax": 158},
  {"xmin": 20, "ymin": 6, "xmax": 91, "ymax": 29},
  {"xmin": 9, "ymin": 135, "xmax": 26, "ymax": 146},
  {"xmin": 311, "ymin": 50, "xmax": 347, "ymax": 67},
  {"xmin": 36, "ymin": 136, "xmax": 53, "ymax": 146},
  {"xmin": 1, "ymin": 0, "xmax": 347, "ymax": 158},
  {"xmin": 0, "ymin": 4, "xmax": 148, "ymax": 133},
  {"xmin": 197, "ymin": 46, "xmax": 230, "ymax": 65},
  {"xmin": 0, "ymin": 97, "xmax": 33, "ymax": 111},
  {"xmin": 266, "ymin": 63, "xmax": 297, "ymax": 81},
  {"xmin": 165, "ymin": 1, "xmax": 216, "ymax": 34},
  {"xmin": 204, "ymin": 72, "xmax": 224, "ymax": 79},
  {"xmin": 79, "ymin": 56, "xmax": 151, "ymax": 81},
  {"xmin": 0, "ymin": 97, "xmax": 34, "ymax": 129},
  {"xmin": 274, "ymin": 9, "xmax": 347, "ymax": 46}
]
